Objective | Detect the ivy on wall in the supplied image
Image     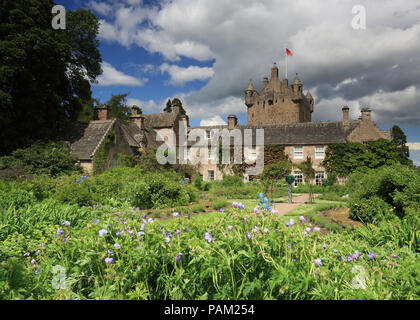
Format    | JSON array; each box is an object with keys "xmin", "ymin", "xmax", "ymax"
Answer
[{"xmin": 93, "ymin": 130, "xmax": 116, "ymax": 175}]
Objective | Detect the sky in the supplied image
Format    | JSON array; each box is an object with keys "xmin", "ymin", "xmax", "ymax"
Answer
[{"xmin": 56, "ymin": 0, "xmax": 420, "ymax": 164}]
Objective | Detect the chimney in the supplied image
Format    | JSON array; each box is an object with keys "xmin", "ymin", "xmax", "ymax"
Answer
[
  {"xmin": 283, "ymin": 78, "xmax": 288, "ymax": 88},
  {"xmin": 179, "ymin": 114, "xmax": 189, "ymax": 128},
  {"xmin": 130, "ymin": 106, "xmax": 145, "ymax": 128},
  {"xmin": 271, "ymin": 63, "xmax": 279, "ymax": 80},
  {"xmin": 228, "ymin": 115, "xmax": 237, "ymax": 130},
  {"xmin": 342, "ymin": 106, "xmax": 350, "ymax": 126},
  {"xmin": 361, "ymin": 107, "xmax": 371, "ymax": 122},
  {"xmin": 94, "ymin": 105, "xmax": 112, "ymax": 120},
  {"xmin": 172, "ymin": 99, "xmax": 181, "ymax": 115}
]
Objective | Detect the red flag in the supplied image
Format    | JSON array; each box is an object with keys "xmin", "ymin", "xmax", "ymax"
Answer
[{"xmin": 286, "ymin": 48, "xmax": 292, "ymax": 56}]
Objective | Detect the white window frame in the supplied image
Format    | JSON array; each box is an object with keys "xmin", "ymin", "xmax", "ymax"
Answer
[
  {"xmin": 294, "ymin": 146, "xmax": 303, "ymax": 159},
  {"xmin": 206, "ymin": 129, "xmax": 214, "ymax": 140},
  {"xmin": 294, "ymin": 171, "xmax": 303, "ymax": 186},
  {"xmin": 315, "ymin": 146, "xmax": 325, "ymax": 159},
  {"xmin": 208, "ymin": 170, "xmax": 215, "ymax": 181},
  {"xmin": 315, "ymin": 171, "xmax": 325, "ymax": 185}
]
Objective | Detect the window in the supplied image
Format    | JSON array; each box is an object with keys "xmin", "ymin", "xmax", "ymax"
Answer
[
  {"xmin": 294, "ymin": 146, "xmax": 303, "ymax": 159},
  {"xmin": 315, "ymin": 146, "xmax": 325, "ymax": 159},
  {"xmin": 315, "ymin": 171, "xmax": 325, "ymax": 185},
  {"xmin": 294, "ymin": 171, "xmax": 303, "ymax": 186},
  {"xmin": 208, "ymin": 170, "xmax": 215, "ymax": 181},
  {"xmin": 206, "ymin": 130, "xmax": 213, "ymax": 139}
]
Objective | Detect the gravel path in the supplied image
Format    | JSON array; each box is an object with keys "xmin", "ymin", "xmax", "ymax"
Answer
[{"xmin": 274, "ymin": 194, "xmax": 317, "ymax": 216}]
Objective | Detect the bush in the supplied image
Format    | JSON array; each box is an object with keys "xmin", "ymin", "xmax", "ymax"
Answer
[
  {"xmin": 193, "ymin": 175, "xmax": 203, "ymax": 190},
  {"xmin": 211, "ymin": 199, "xmax": 228, "ymax": 210},
  {"xmin": 54, "ymin": 175, "xmax": 98, "ymax": 207},
  {"xmin": 349, "ymin": 196, "xmax": 391, "ymax": 223},
  {"xmin": 220, "ymin": 175, "xmax": 243, "ymax": 186},
  {"xmin": 0, "ymin": 141, "xmax": 82, "ymax": 176},
  {"xmin": 347, "ymin": 164, "xmax": 420, "ymax": 222}
]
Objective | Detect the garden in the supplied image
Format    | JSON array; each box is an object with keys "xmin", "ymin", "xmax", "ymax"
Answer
[{"xmin": 0, "ymin": 143, "xmax": 419, "ymax": 300}]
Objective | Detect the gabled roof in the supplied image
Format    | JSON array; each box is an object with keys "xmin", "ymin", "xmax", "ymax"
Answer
[
  {"xmin": 143, "ymin": 112, "xmax": 177, "ymax": 128},
  {"xmin": 60, "ymin": 120, "xmax": 115, "ymax": 160}
]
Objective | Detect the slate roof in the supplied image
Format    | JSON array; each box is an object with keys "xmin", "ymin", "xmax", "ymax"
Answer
[
  {"xmin": 60, "ymin": 120, "xmax": 115, "ymax": 160},
  {"xmin": 143, "ymin": 113, "xmax": 177, "ymax": 128},
  {"xmin": 186, "ymin": 121, "xmax": 361, "ymax": 147}
]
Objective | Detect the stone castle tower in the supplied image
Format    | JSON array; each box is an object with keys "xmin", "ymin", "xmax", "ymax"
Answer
[{"xmin": 245, "ymin": 63, "xmax": 314, "ymax": 125}]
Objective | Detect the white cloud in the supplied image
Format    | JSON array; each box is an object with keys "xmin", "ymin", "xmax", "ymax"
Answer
[
  {"xmin": 200, "ymin": 115, "xmax": 227, "ymax": 127},
  {"xmin": 96, "ymin": 62, "xmax": 147, "ymax": 86},
  {"xmin": 96, "ymin": 0, "xmax": 420, "ymax": 125},
  {"xmin": 160, "ymin": 63, "xmax": 214, "ymax": 86},
  {"xmin": 126, "ymin": 98, "xmax": 160, "ymax": 113},
  {"xmin": 407, "ymin": 143, "xmax": 420, "ymax": 150},
  {"xmin": 88, "ymin": 0, "xmax": 113, "ymax": 16}
]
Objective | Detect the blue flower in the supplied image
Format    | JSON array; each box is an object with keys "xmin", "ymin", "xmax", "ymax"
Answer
[
  {"xmin": 247, "ymin": 232, "xmax": 251, "ymax": 240},
  {"xmin": 30, "ymin": 259, "xmax": 36, "ymax": 265},
  {"xmin": 92, "ymin": 219, "xmax": 99, "ymax": 223},
  {"xmin": 253, "ymin": 226, "xmax": 258, "ymax": 233},
  {"xmin": 313, "ymin": 227, "xmax": 320, "ymax": 232},
  {"xmin": 114, "ymin": 243, "xmax": 121, "ymax": 249},
  {"xmin": 62, "ymin": 221, "xmax": 71, "ymax": 227},
  {"xmin": 258, "ymin": 192, "xmax": 264, "ymax": 198},
  {"xmin": 107, "ymin": 250, "xmax": 113, "ymax": 256},
  {"xmin": 176, "ymin": 229, "xmax": 181, "ymax": 235},
  {"xmin": 99, "ymin": 229, "xmax": 107, "ymax": 237},
  {"xmin": 24, "ymin": 253, "xmax": 30, "ymax": 257},
  {"xmin": 285, "ymin": 221, "xmax": 290, "ymax": 227},
  {"xmin": 104, "ymin": 257, "xmax": 114, "ymax": 265},
  {"xmin": 391, "ymin": 254, "xmax": 398, "ymax": 259},
  {"xmin": 138, "ymin": 231, "xmax": 145, "ymax": 236},
  {"xmin": 333, "ymin": 248, "xmax": 338, "ymax": 254},
  {"xmin": 35, "ymin": 267, "xmax": 39, "ymax": 275},
  {"xmin": 263, "ymin": 228, "xmax": 269, "ymax": 234},
  {"xmin": 368, "ymin": 251, "xmax": 374, "ymax": 259},
  {"xmin": 354, "ymin": 251, "xmax": 360, "ymax": 260},
  {"xmin": 35, "ymin": 250, "xmax": 40, "ymax": 256},
  {"xmin": 175, "ymin": 253, "xmax": 183, "ymax": 261},
  {"xmin": 220, "ymin": 208, "xmax": 224, "ymax": 213},
  {"xmin": 56, "ymin": 228, "xmax": 64, "ymax": 237},
  {"xmin": 347, "ymin": 255, "xmax": 353, "ymax": 262},
  {"xmin": 338, "ymin": 256, "xmax": 343, "ymax": 261},
  {"xmin": 314, "ymin": 258, "xmax": 322, "ymax": 266},
  {"xmin": 204, "ymin": 232, "xmax": 213, "ymax": 243},
  {"xmin": 227, "ymin": 225, "xmax": 233, "ymax": 231}
]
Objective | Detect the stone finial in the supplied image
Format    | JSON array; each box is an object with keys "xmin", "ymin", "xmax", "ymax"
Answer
[
  {"xmin": 228, "ymin": 115, "xmax": 237, "ymax": 130},
  {"xmin": 342, "ymin": 106, "xmax": 350, "ymax": 126}
]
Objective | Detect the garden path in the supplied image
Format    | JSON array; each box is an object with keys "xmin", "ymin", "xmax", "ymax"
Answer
[{"xmin": 274, "ymin": 194, "xmax": 317, "ymax": 216}]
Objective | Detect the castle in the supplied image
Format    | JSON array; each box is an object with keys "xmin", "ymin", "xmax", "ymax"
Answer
[{"xmin": 62, "ymin": 63, "xmax": 392, "ymax": 184}]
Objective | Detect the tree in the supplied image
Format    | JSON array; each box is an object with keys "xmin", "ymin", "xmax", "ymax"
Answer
[
  {"xmin": 391, "ymin": 125, "xmax": 412, "ymax": 166},
  {"xmin": 77, "ymin": 97, "xmax": 100, "ymax": 122},
  {"xmin": 106, "ymin": 93, "xmax": 131, "ymax": 120},
  {"xmin": 297, "ymin": 156, "xmax": 315, "ymax": 203},
  {"xmin": 163, "ymin": 99, "xmax": 172, "ymax": 113},
  {"xmin": 171, "ymin": 98, "xmax": 187, "ymax": 115},
  {"xmin": 260, "ymin": 160, "xmax": 292, "ymax": 202},
  {"xmin": 0, "ymin": 1, "xmax": 102, "ymax": 155}
]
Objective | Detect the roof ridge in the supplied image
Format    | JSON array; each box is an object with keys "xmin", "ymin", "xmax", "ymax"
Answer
[{"xmin": 90, "ymin": 118, "xmax": 116, "ymax": 159}]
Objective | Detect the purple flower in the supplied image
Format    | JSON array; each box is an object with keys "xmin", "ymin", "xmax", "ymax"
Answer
[
  {"xmin": 104, "ymin": 257, "xmax": 114, "ymax": 265},
  {"xmin": 354, "ymin": 251, "xmax": 360, "ymax": 260},
  {"xmin": 263, "ymin": 228, "xmax": 269, "ymax": 234},
  {"xmin": 314, "ymin": 227, "xmax": 320, "ymax": 232},
  {"xmin": 24, "ymin": 253, "xmax": 30, "ymax": 257},
  {"xmin": 287, "ymin": 243, "xmax": 291, "ymax": 249},
  {"xmin": 138, "ymin": 231, "xmax": 145, "ymax": 236},
  {"xmin": 173, "ymin": 212, "xmax": 180, "ymax": 218},
  {"xmin": 209, "ymin": 229, "xmax": 213, "ymax": 233},
  {"xmin": 220, "ymin": 208, "xmax": 224, "ymax": 213},
  {"xmin": 175, "ymin": 253, "xmax": 183, "ymax": 261},
  {"xmin": 35, "ymin": 267, "xmax": 39, "ymax": 275},
  {"xmin": 289, "ymin": 219, "xmax": 295, "ymax": 226},
  {"xmin": 305, "ymin": 227, "xmax": 311, "ymax": 233},
  {"xmin": 140, "ymin": 224, "xmax": 145, "ymax": 231},
  {"xmin": 114, "ymin": 243, "xmax": 121, "ymax": 249},
  {"xmin": 391, "ymin": 254, "xmax": 398, "ymax": 259},
  {"xmin": 323, "ymin": 244, "xmax": 328, "ymax": 250},
  {"xmin": 148, "ymin": 218, "xmax": 154, "ymax": 224},
  {"xmin": 368, "ymin": 251, "xmax": 374, "ymax": 259},
  {"xmin": 56, "ymin": 228, "xmax": 64, "ymax": 237},
  {"xmin": 333, "ymin": 248, "xmax": 338, "ymax": 254},
  {"xmin": 338, "ymin": 256, "xmax": 343, "ymax": 261},
  {"xmin": 232, "ymin": 201, "xmax": 238, "ymax": 207},
  {"xmin": 299, "ymin": 216, "xmax": 306, "ymax": 223},
  {"xmin": 128, "ymin": 230, "xmax": 134, "ymax": 236},
  {"xmin": 285, "ymin": 221, "xmax": 290, "ymax": 227},
  {"xmin": 347, "ymin": 255, "xmax": 353, "ymax": 262},
  {"xmin": 92, "ymin": 219, "xmax": 99, "ymax": 223},
  {"xmin": 243, "ymin": 217, "xmax": 248, "ymax": 223},
  {"xmin": 30, "ymin": 259, "xmax": 36, "ymax": 265},
  {"xmin": 116, "ymin": 231, "xmax": 120, "ymax": 236},
  {"xmin": 184, "ymin": 228, "xmax": 189, "ymax": 233},
  {"xmin": 62, "ymin": 221, "xmax": 71, "ymax": 227},
  {"xmin": 107, "ymin": 250, "xmax": 113, "ymax": 256},
  {"xmin": 99, "ymin": 229, "xmax": 107, "ymax": 237},
  {"xmin": 204, "ymin": 232, "xmax": 213, "ymax": 243},
  {"xmin": 314, "ymin": 258, "xmax": 322, "ymax": 266},
  {"xmin": 275, "ymin": 228, "xmax": 280, "ymax": 233},
  {"xmin": 35, "ymin": 250, "xmax": 40, "ymax": 256},
  {"xmin": 227, "ymin": 225, "xmax": 233, "ymax": 231},
  {"xmin": 165, "ymin": 236, "xmax": 171, "ymax": 243},
  {"xmin": 247, "ymin": 232, "xmax": 251, "ymax": 240},
  {"xmin": 176, "ymin": 229, "xmax": 181, "ymax": 235},
  {"xmin": 253, "ymin": 226, "xmax": 258, "ymax": 233}
]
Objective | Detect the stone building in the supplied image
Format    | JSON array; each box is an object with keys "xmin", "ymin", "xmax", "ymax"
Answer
[{"xmin": 62, "ymin": 63, "xmax": 391, "ymax": 183}]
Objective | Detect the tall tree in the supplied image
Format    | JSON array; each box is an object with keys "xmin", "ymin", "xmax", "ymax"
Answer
[
  {"xmin": 0, "ymin": 0, "xmax": 102, "ymax": 155},
  {"xmin": 106, "ymin": 93, "xmax": 131, "ymax": 120},
  {"xmin": 171, "ymin": 98, "xmax": 187, "ymax": 115},
  {"xmin": 260, "ymin": 160, "xmax": 292, "ymax": 202},
  {"xmin": 163, "ymin": 99, "xmax": 172, "ymax": 113},
  {"xmin": 391, "ymin": 125, "xmax": 412, "ymax": 166}
]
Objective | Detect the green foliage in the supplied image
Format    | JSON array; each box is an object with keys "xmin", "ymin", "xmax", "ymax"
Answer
[
  {"xmin": 220, "ymin": 175, "xmax": 243, "ymax": 187},
  {"xmin": 105, "ymin": 93, "xmax": 131, "ymax": 120},
  {"xmin": 322, "ymin": 173, "xmax": 337, "ymax": 187},
  {"xmin": 163, "ymin": 99, "xmax": 172, "ymax": 113},
  {"xmin": 391, "ymin": 125, "xmax": 412, "ymax": 166},
  {"xmin": 323, "ymin": 139, "xmax": 407, "ymax": 177},
  {"xmin": 54, "ymin": 175, "xmax": 97, "ymax": 207},
  {"xmin": 347, "ymin": 164, "xmax": 420, "ymax": 222},
  {"xmin": 0, "ymin": 141, "xmax": 82, "ymax": 176},
  {"xmin": 0, "ymin": 2, "xmax": 102, "ymax": 154},
  {"xmin": 93, "ymin": 131, "xmax": 116, "ymax": 175},
  {"xmin": 211, "ymin": 200, "xmax": 228, "ymax": 210},
  {"xmin": 194, "ymin": 175, "xmax": 203, "ymax": 190}
]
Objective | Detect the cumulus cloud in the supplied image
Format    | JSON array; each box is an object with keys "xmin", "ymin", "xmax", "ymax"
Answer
[
  {"xmin": 96, "ymin": 0, "xmax": 420, "ymax": 125},
  {"xmin": 200, "ymin": 115, "xmax": 227, "ymax": 127},
  {"xmin": 126, "ymin": 98, "xmax": 160, "ymax": 113},
  {"xmin": 96, "ymin": 62, "xmax": 147, "ymax": 86},
  {"xmin": 160, "ymin": 63, "xmax": 214, "ymax": 86}
]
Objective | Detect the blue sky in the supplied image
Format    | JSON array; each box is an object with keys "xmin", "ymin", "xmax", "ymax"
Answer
[{"xmin": 56, "ymin": 0, "xmax": 420, "ymax": 163}]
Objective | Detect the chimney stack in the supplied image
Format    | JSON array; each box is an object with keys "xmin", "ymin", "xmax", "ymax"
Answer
[
  {"xmin": 228, "ymin": 115, "xmax": 237, "ymax": 130},
  {"xmin": 342, "ymin": 106, "xmax": 350, "ymax": 126},
  {"xmin": 130, "ymin": 106, "xmax": 145, "ymax": 128},
  {"xmin": 361, "ymin": 107, "xmax": 371, "ymax": 122},
  {"xmin": 94, "ymin": 105, "xmax": 112, "ymax": 120},
  {"xmin": 172, "ymin": 99, "xmax": 181, "ymax": 115}
]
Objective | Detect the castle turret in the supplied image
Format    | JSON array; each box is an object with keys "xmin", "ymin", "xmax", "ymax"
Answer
[
  {"xmin": 245, "ymin": 81, "xmax": 256, "ymax": 107},
  {"xmin": 306, "ymin": 91, "xmax": 314, "ymax": 112},
  {"xmin": 292, "ymin": 75, "xmax": 302, "ymax": 93},
  {"xmin": 271, "ymin": 63, "xmax": 279, "ymax": 80}
]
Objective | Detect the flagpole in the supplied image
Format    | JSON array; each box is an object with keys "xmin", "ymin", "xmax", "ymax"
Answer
[{"xmin": 285, "ymin": 53, "xmax": 288, "ymax": 79}]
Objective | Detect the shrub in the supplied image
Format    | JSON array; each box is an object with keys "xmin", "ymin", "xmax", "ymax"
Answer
[
  {"xmin": 220, "ymin": 175, "xmax": 243, "ymax": 186},
  {"xmin": 54, "ymin": 175, "xmax": 98, "ymax": 207},
  {"xmin": 123, "ymin": 180, "xmax": 152, "ymax": 209},
  {"xmin": 347, "ymin": 164, "xmax": 420, "ymax": 222},
  {"xmin": 349, "ymin": 196, "xmax": 391, "ymax": 223},
  {"xmin": 193, "ymin": 175, "xmax": 203, "ymax": 190},
  {"xmin": 0, "ymin": 141, "xmax": 82, "ymax": 176},
  {"xmin": 191, "ymin": 204, "xmax": 205, "ymax": 213},
  {"xmin": 211, "ymin": 200, "xmax": 228, "ymax": 210},
  {"xmin": 184, "ymin": 185, "xmax": 199, "ymax": 203}
]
